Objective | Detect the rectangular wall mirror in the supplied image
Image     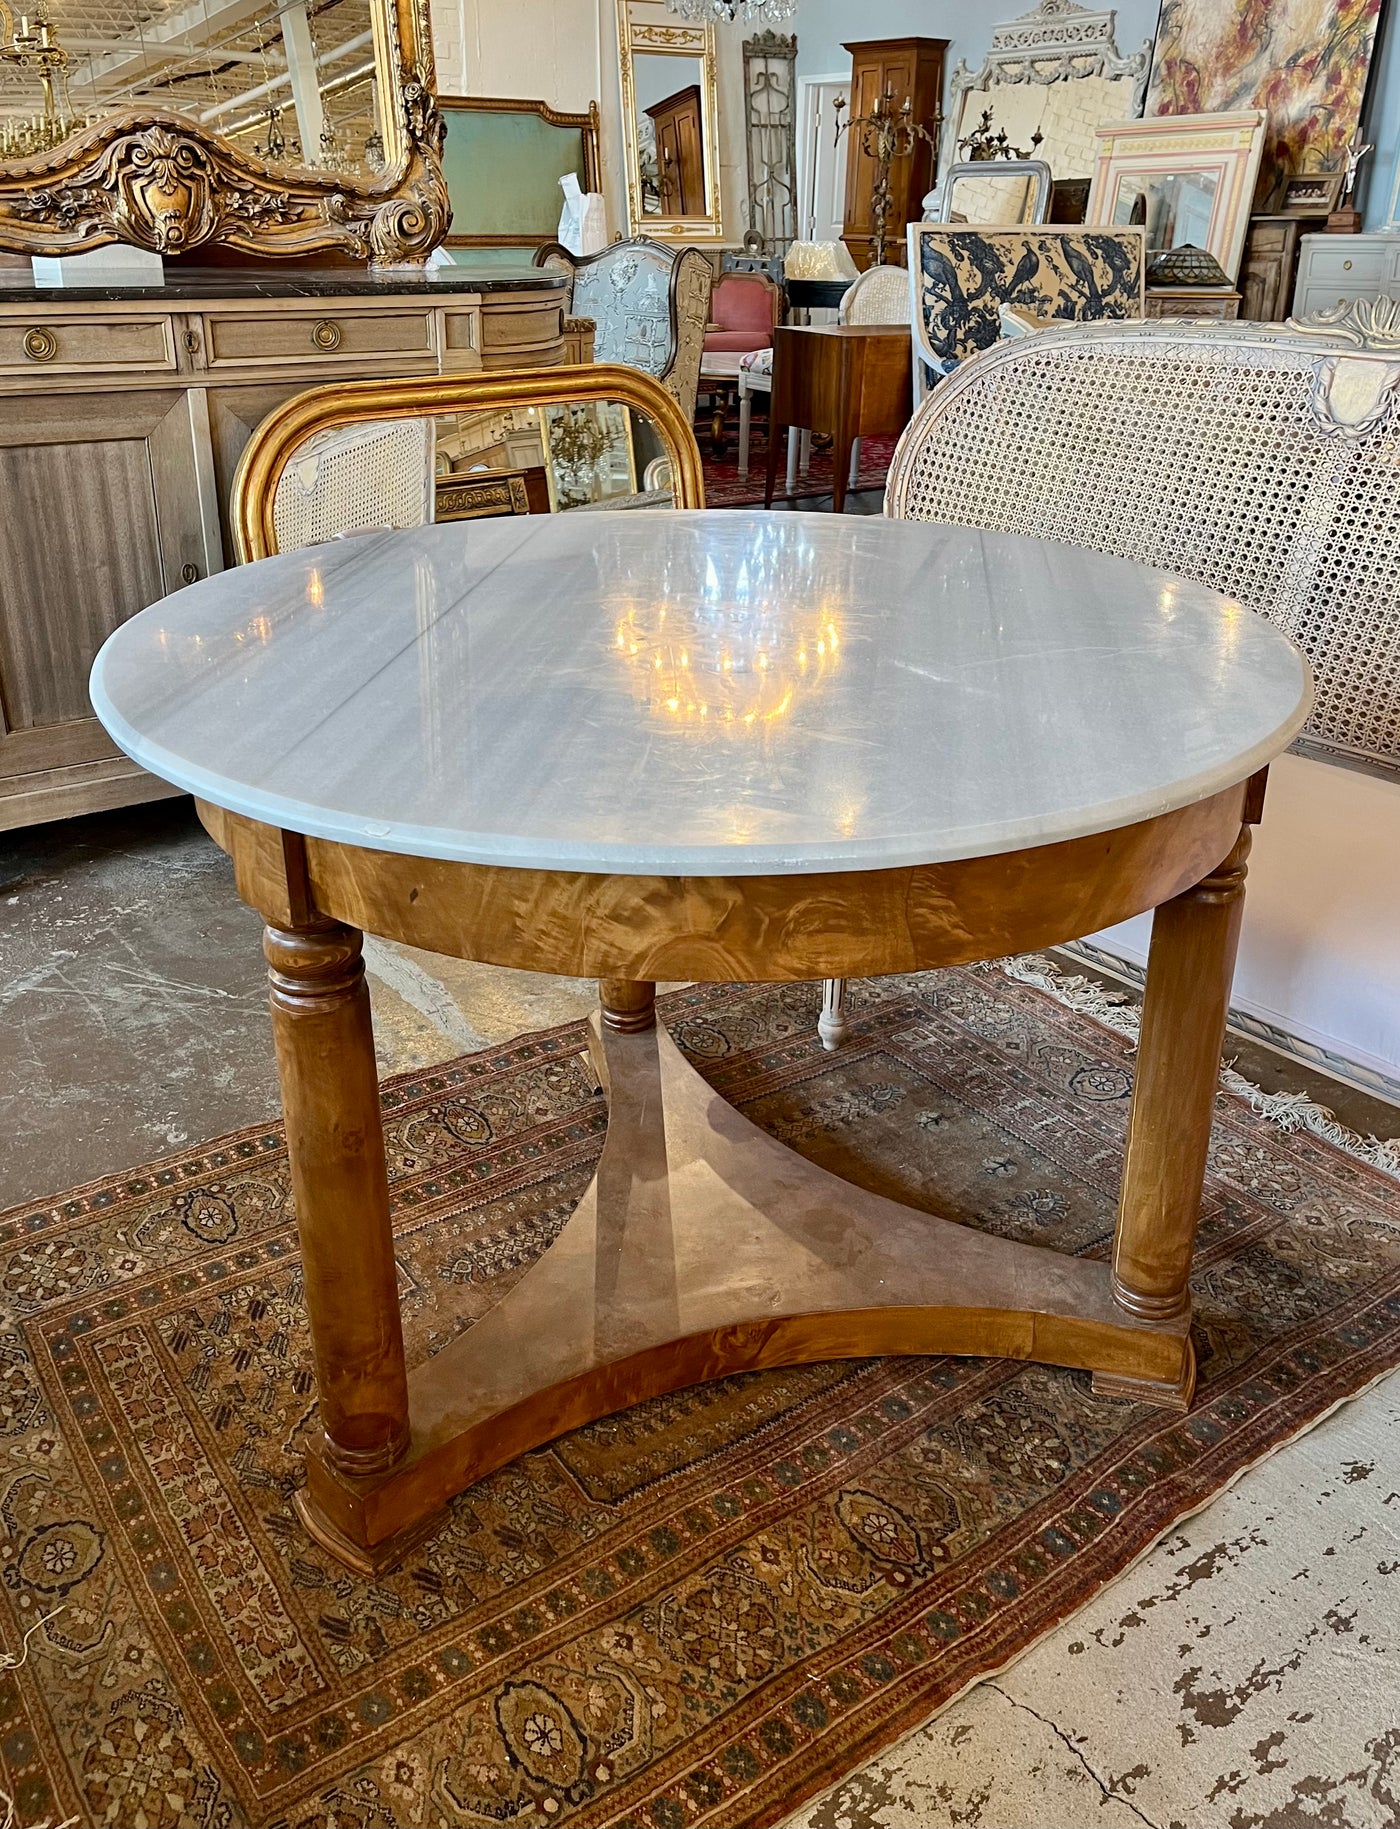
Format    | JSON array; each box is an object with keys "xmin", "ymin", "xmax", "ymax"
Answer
[
  {"xmin": 1110, "ymin": 170, "xmax": 1219, "ymax": 249},
  {"xmin": 1088, "ymin": 111, "xmax": 1267, "ymax": 281},
  {"xmin": 617, "ymin": 0, "xmax": 722, "ymax": 241}
]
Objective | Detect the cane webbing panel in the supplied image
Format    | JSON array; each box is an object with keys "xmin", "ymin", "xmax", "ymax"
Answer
[
  {"xmin": 272, "ymin": 419, "xmax": 435, "ymax": 554},
  {"xmin": 886, "ymin": 321, "xmax": 1400, "ymax": 770},
  {"xmin": 840, "ymin": 265, "xmax": 912, "ymax": 325}
]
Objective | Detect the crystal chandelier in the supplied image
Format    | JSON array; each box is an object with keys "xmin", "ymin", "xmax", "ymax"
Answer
[{"xmin": 667, "ymin": 0, "xmax": 797, "ymax": 23}]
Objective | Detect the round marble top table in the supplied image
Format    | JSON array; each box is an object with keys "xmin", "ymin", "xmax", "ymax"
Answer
[{"xmin": 92, "ymin": 511, "xmax": 1311, "ymax": 1575}]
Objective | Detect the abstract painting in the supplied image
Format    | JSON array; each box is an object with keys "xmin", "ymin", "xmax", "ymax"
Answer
[{"xmin": 1145, "ymin": 0, "xmax": 1385, "ymax": 184}]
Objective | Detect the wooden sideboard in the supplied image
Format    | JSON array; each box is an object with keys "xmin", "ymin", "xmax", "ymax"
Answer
[{"xmin": 0, "ymin": 267, "xmax": 570, "ymax": 830}]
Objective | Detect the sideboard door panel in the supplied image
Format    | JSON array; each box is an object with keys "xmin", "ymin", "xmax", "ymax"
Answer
[
  {"xmin": 0, "ymin": 389, "xmax": 218, "ymax": 827},
  {"xmin": 0, "ymin": 437, "xmax": 163, "ymax": 738}
]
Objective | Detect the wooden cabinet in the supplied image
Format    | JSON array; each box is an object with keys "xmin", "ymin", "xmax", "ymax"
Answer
[
  {"xmin": 1146, "ymin": 288, "xmax": 1241, "ymax": 319},
  {"xmin": 840, "ymin": 37, "xmax": 947, "ymax": 271},
  {"xmin": 1237, "ymin": 215, "xmax": 1325, "ymax": 323},
  {"xmin": 0, "ymin": 389, "xmax": 220, "ymax": 825},
  {"xmin": 0, "ymin": 273, "xmax": 569, "ymax": 830},
  {"xmin": 645, "ymin": 85, "xmax": 705, "ymax": 218}
]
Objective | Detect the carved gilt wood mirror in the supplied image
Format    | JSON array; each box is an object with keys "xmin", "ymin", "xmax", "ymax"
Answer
[
  {"xmin": 935, "ymin": 1, "xmax": 1151, "ymax": 225},
  {"xmin": 0, "ymin": 0, "xmax": 445, "ymax": 263},
  {"xmin": 617, "ymin": 0, "xmax": 722, "ymax": 242}
]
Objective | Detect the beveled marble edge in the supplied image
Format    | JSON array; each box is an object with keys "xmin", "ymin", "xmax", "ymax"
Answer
[{"xmin": 87, "ymin": 666, "xmax": 1313, "ymax": 879}]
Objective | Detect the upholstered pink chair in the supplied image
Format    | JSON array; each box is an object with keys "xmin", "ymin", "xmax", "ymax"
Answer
[{"xmin": 703, "ymin": 271, "xmax": 782, "ymax": 355}]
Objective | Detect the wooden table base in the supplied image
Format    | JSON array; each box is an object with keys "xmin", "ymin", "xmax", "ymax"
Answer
[
  {"xmin": 298, "ymin": 1003, "xmax": 1198, "ymax": 1575},
  {"xmin": 197, "ymin": 785, "xmax": 1257, "ymax": 1574}
]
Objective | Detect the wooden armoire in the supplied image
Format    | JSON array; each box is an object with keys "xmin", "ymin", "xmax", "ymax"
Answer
[
  {"xmin": 646, "ymin": 85, "xmax": 705, "ymax": 217},
  {"xmin": 841, "ymin": 37, "xmax": 948, "ymax": 270}
]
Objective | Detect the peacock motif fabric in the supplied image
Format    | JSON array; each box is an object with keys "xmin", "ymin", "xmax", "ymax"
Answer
[{"xmin": 911, "ymin": 227, "xmax": 1146, "ymax": 370}]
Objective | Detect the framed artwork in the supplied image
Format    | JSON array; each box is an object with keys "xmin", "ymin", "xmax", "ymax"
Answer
[
  {"xmin": 1087, "ymin": 112, "xmax": 1267, "ymax": 283},
  {"xmin": 1280, "ymin": 171, "xmax": 1347, "ymax": 216},
  {"xmin": 1145, "ymin": 0, "xmax": 1384, "ymax": 185}
]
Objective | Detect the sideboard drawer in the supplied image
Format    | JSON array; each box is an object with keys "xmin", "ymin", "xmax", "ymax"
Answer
[
  {"xmin": 201, "ymin": 307, "xmax": 436, "ymax": 368},
  {"xmin": 0, "ymin": 315, "xmax": 175, "ymax": 377},
  {"xmin": 1300, "ymin": 243, "xmax": 1390, "ymax": 284}
]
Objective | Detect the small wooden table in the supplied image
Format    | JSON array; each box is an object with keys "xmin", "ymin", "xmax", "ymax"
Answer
[
  {"xmin": 90, "ymin": 511, "xmax": 1310, "ymax": 1575},
  {"xmin": 765, "ymin": 323, "xmax": 913, "ymax": 512}
]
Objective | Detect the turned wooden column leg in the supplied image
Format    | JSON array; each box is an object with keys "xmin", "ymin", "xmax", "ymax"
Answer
[
  {"xmin": 265, "ymin": 920, "xmax": 409, "ymax": 1478},
  {"xmin": 600, "ymin": 979, "xmax": 657, "ymax": 1033},
  {"xmin": 1109, "ymin": 825, "xmax": 1251, "ymax": 1330},
  {"xmin": 818, "ymin": 977, "xmax": 849, "ymax": 1050}
]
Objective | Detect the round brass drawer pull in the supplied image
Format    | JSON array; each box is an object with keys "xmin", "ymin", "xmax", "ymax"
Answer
[
  {"xmin": 312, "ymin": 318, "xmax": 343, "ymax": 351},
  {"xmin": 1343, "ymin": 259, "xmax": 1354, "ymax": 271},
  {"xmin": 22, "ymin": 326, "xmax": 57, "ymax": 362}
]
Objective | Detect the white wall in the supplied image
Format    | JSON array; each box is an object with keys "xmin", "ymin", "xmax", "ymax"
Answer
[{"xmin": 792, "ymin": 0, "xmax": 1156, "ymax": 90}]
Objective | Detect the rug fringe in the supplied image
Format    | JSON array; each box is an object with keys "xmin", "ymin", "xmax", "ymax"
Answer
[{"xmin": 986, "ymin": 953, "xmax": 1400, "ymax": 1182}]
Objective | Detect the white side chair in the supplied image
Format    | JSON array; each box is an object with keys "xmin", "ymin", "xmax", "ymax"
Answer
[
  {"xmin": 818, "ymin": 307, "xmax": 1400, "ymax": 1094},
  {"xmin": 271, "ymin": 418, "xmax": 435, "ymax": 553},
  {"xmin": 836, "ymin": 264, "xmax": 917, "ymax": 486}
]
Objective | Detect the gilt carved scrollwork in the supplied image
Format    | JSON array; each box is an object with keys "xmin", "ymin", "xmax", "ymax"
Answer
[{"xmin": 0, "ymin": 1, "xmax": 448, "ymax": 268}]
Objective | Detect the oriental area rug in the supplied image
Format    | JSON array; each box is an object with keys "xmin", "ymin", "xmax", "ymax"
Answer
[
  {"xmin": 3, "ymin": 967, "xmax": 1398, "ymax": 1829},
  {"xmin": 698, "ymin": 433, "xmax": 897, "ymax": 509}
]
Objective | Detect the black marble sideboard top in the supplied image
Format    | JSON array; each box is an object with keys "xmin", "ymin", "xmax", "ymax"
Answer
[{"xmin": 0, "ymin": 264, "xmax": 566, "ymax": 304}]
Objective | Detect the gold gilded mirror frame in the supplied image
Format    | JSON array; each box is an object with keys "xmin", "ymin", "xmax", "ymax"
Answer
[
  {"xmin": 0, "ymin": 0, "xmax": 447, "ymax": 267},
  {"xmin": 617, "ymin": 0, "xmax": 722, "ymax": 243}
]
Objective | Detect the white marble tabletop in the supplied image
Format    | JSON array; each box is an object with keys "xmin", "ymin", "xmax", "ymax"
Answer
[{"xmin": 90, "ymin": 511, "xmax": 1311, "ymax": 877}]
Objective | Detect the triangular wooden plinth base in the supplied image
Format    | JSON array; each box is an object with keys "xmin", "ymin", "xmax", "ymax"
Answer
[{"xmin": 303, "ymin": 1017, "xmax": 1190, "ymax": 1570}]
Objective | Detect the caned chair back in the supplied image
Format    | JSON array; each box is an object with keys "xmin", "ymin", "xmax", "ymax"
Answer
[
  {"xmin": 269, "ymin": 418, "xmax": 435, "ymax": 554},
  {"xmin": 885, "ymin": 308, "xmax": 1400, "ymax": 774},
  {"xmin": 838, "ymin": 264, "xmax": 911, "ymax": 325},
  {"xmin": 232, "ymin": 364, "xmax": 706, "ymax": 563},
  {"xmin": 534, "ymin": 235, "xmax": 714, "ymax": 421}
]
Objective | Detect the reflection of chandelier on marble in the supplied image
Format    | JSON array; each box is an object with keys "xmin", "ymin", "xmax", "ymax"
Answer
[
  {"xmin": 0, "ymin": 3, "xmax": 92, "ymax": 160},
  {"xmin": 611, "ymin": 569, "xmax": 840, "ymax": 731},
  {"xmin": 667, "ymin": 0, "xmax": 797, "ymax": 24}
]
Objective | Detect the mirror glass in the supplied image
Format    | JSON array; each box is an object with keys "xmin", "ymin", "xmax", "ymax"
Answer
[
  {"xmin": 631, "ymin": 51, "xmax": 706, "ymax": 217},
  {"xmin": 1110, "ymin": 170, "xmax": 1218, "ymax": 251},
  {"xmin": 956, "ymin": 73, "xmax": 1136, "ymax": 187},
  {"xmin": 0, "ymin": 0, "xmax": 389, "ymax": 177},
  {"xmin": 435, "ymin": 402, "xmax": 663, "ymax": 515},
  {"xmin": 271, "ymin": 401, "xmax": 678, "ymax": 552},
  {"xmin": 946, "ymin": 169, "xmax": 1040, "ymax": 226}
]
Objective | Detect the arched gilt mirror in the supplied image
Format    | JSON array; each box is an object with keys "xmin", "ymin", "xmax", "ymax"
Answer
[{"xmin": 0, "ymin": 0, "xmax": 445, "ymax": 263}]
